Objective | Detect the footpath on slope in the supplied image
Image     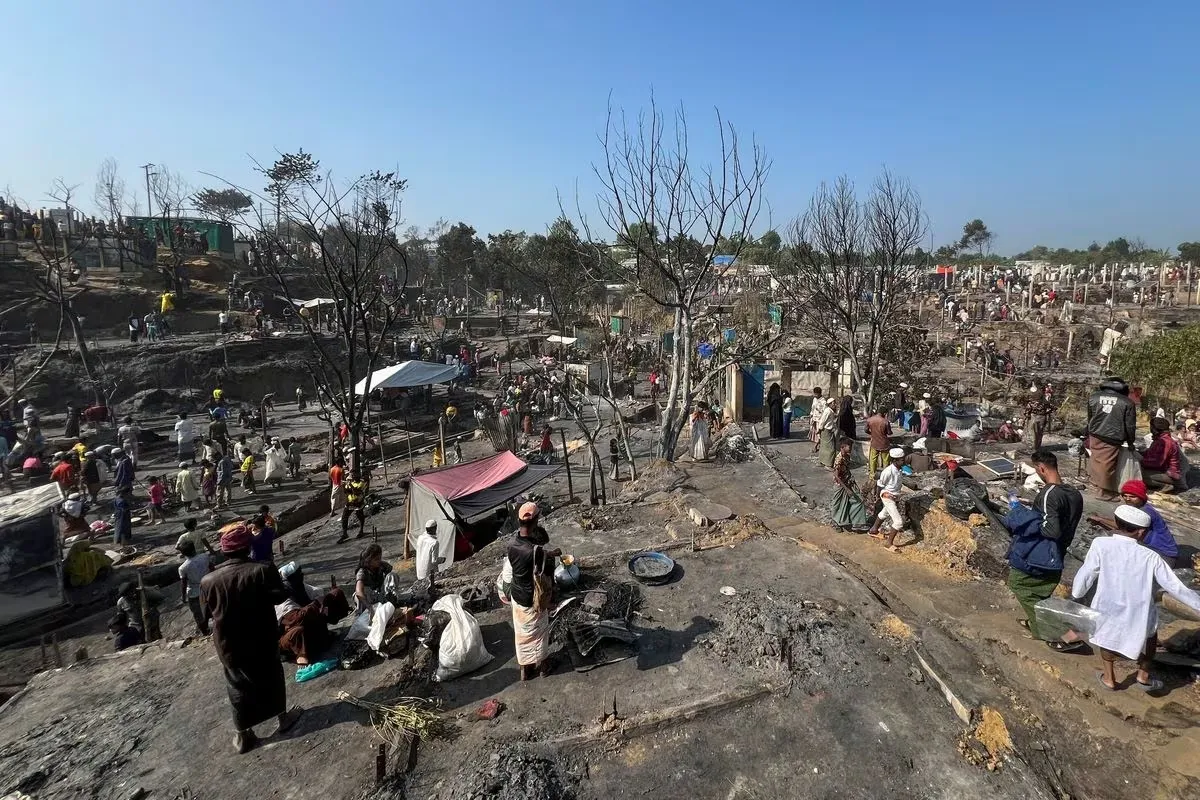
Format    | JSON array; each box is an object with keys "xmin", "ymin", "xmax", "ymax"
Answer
[{"xmin": 685, "ymin": 448, "xmax": 1200, "ymax": 800}]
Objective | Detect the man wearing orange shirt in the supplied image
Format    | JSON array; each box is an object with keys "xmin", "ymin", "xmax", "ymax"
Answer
[{"xmin": 328, "ymin": 458, "xmax": 345, "ymax": 517}]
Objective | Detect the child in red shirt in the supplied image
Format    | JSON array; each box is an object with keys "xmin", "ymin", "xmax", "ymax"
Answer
[{"xmin": 148, "ymin": 476, "xmax": 166, "ymax": 525}]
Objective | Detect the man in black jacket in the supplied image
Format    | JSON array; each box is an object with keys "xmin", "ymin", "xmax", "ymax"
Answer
[
  {"xmin": 1086, "ymin": 377, "xmax": 1137, "ymax": 500},
  {"xmin": 1008, "ymin": 450, "xmax": 1085, "ymax": 652}
]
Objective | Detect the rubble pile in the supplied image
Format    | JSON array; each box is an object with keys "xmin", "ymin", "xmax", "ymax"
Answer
[
  {"xmin": 697, "ymin": 590, "xmax": 848, "ymax": 686},
  {"xmin": 905, "ymin": 498, "xmax": 981, "ymax": 581},
  {"xmin": 619, "ymin": 459, "xmax": 690, "ymax": 499},
  {"xmin": 696, "ymin": 513, "xmax": 771, "ymax": 549},
  {"xmin": 429, "ymin": 745, "xmax": 583, "ymax": 800},
  {"xmin": 712, "ymin": 428, "xmax": 755, "ymax": 462}
]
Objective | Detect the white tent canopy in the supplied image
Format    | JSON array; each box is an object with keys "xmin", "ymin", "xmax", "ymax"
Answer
[
  {"xmin": 546, "ymin": 335, "xmax": 577, "ymax": 345},
  {"xmin": 353, "ymin": 360, "xmax": 459, "ymax": 395},
  {"xmin": 290, "ymin": 297, "xmax": 337, "ymax": 308}
]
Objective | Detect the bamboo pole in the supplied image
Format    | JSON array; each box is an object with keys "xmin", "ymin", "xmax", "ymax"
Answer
[
  {"xmin": 377, "ymin": 422, "xmax": 388, "ymax": 482},
  {"xmin": 137, "ymin": 571, "xmax": 153, "ymax": 642},
  {"xmin": 559, "ymin": 428, "xmax": 574, "ymax": 501}
]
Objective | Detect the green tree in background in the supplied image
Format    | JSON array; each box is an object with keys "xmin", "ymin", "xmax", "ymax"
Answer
[
  {"xmin": 959, "ymin": 219, "xmax": 994, "ymax": 260},
  {"xmin": 1110, "ymin": 325, "xmax": 1200, "ymax": 406}
]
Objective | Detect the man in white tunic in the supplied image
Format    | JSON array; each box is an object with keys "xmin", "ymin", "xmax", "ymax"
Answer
[{"xmin": 1072, "ymin": 504, "xmax": 1200, "ymax": 692}]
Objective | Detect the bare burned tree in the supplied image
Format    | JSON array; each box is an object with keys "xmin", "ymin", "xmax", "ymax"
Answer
[
  {"xmin": 774, "ymin": 170, "xmax": 927, "ymax": 407},
  {"xmin": 149, "ymin": 166, "xmax": 194, "ymax": 291},
  {"xmin": 1, "ymin": 185, "xmax": 106, "ymax": 408},
  {"xmin": 579, "ymin": 98, "xmax": 771, "ymax": 460},
  {"xmin": 222, "ymin": 151, "xmax": 409, "ymax": 459},
  {"xmin": 93, "ymin": 158, "xmax": 126, "ymax": 229}
]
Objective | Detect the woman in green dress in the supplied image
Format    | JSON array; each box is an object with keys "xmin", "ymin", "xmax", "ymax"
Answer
[{"xmin": 830, "ymin": 437, "xmax": 867, "ymax": 531}]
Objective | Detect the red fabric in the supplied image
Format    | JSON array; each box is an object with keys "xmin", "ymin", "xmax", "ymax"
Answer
[
  {"xmin": 412, "ymin": 451, "xmax": 526, "ymax": 501},
  {"xmin": 51, "ymin": 462, "xmax": 75, "ymax": 490}
]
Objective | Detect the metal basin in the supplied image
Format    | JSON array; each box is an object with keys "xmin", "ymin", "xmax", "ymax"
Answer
[{"xmin": 628, "ymin": 551, "xmax": 675, "ymax": 585}]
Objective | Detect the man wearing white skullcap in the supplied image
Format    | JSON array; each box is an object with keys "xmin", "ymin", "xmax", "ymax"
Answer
[
  {"xmin": 868, "ymin": 448, "xmax": 909, "ymax": 552},
  {"xmin": 415, "ymin": 519, "xmax": 442, "ymax": 584},
  {"xmin": 1073, "ymin": 504, "xmax": 1200, "ymax": 692}
]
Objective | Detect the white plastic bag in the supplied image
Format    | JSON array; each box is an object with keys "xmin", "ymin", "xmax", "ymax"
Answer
[
  {"xmin": 367, "ymin": 601, "xmax": 396, "ymax": 653},
  {"xmin": 431, "ymin": 594, "xmax": 493, "ymax": 682},
  {"xmin": 1117, "ymin": 445, "xmax": 1143, "ymax": 486},
  {"xmin": 495, "ymin": 557, "xmax": 513, "ymax": 605},
  {"xmin": 345, "ymin": 610, "xmax": 372, "ymax": 641}
]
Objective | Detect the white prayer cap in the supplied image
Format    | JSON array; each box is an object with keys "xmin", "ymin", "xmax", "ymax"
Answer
[
  {"xmin": 899, "ymin": 382, "xmax": 909, "ymax": 389},
  {"xmin": 922, "ymin": 393, "xmax": 931, "ymax": 399},
  {"xmin": 888, "ymin": 447, "xmax": 906, "ymax": 459},
  {"xmin": 1113, "ymin": 504, "xmax": 1151, "ymax": 529},
  {"xmin": 424, "ymin": 519, "xmax": 438, "ymax": 531},
  {"xmin": 1029, "ymin": 385, "xmax": 1039, "ymax": 393}
]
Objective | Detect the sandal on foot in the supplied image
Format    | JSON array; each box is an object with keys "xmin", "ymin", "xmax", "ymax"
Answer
[
  {"xmin": 235, "ymin": 730, "xmax": 259, "ymax": 754},
  {"xmin": 1134, "ymin": 677, "xmax": 1164, "ymax": 692},
  {"xmin": 1046, "ymin": 640, "xmax": 1086, "ymax": 653},
  {"xmin": 1094, "ymin": 672, "xmax": 1117, "ymax": 692}
]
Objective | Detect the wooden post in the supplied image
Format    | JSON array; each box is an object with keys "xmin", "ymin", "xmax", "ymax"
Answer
[
  {"xmin": 136, "ymin": 571, "xmax": 153, "ymax": 642},
  {"xmin": 559, "ymin": 428, "xmax": 574, "ymax": 501},
  {"xmin": 377, "ymin": 422, "xmax": 388, "ymax": 482},
  {"xmin": 1066, "ymin": 329, "xmax": 1074, "ymax": 360},
  {"xmin": 437, "ymin": 415, "xmax": 446, "ymax": 468}
]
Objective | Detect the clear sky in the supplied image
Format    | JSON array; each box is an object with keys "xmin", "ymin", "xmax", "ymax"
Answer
[{"xmin": 5, "ymin": 1, "xmax": 1198, "ymax": 253}]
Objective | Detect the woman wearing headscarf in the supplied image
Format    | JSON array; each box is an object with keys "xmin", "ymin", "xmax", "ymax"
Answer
[
  {"xmin": 766, "ymin": 384, "xmax": 783, "ymax": 439},
  {"xmin": 691, "ymin": 403, "xmax": 712, "ymax": 461},
  {"xmin": 507, "ymin": 501, "xmax": 560, "ymax": 681},
  {"xmin": 837, "ymin": 396, "xmax": 857, "ymax": 443},
  {"xmin": 830, "ymin": 437, "xmax": 867, "ymax": 531}
]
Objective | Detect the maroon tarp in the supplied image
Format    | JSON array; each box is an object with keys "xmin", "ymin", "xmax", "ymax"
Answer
[{"xmin": 411, "ymin": 451, "xmax": 527, "ymax": 502}]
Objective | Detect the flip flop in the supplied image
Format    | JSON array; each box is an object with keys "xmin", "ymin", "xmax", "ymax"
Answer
[
  {"xmin": 1094, "ymin": 672, "xmax": 1117, "ymax": 692},
  {"xmin": 1134, "ymin": 677, "xmax": 1164, "ymax": 692},
  {"xmin": 235, "ymin": 730, "xmax": 260, "ymax": 754},
  {"xmin": 1046, "ymin": 640, "xmax": 1086, "ymax": 653},
  {"xmin": 868, "ymin": 532, "xmax": 886, "ymax": 541}
]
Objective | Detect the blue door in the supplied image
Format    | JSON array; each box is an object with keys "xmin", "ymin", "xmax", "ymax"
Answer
[{"xmin": 741, "ymin": 364, "xmax": 765, "ymax": 422}]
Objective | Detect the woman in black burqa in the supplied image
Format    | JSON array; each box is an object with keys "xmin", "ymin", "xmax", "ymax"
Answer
[
  {"xmin": 837, "ymin": 395, "xmax": 857, "ymax": 442},
  {"xmin": 767, "ymin": 383, "xmax": 783, "ymax": 438}
]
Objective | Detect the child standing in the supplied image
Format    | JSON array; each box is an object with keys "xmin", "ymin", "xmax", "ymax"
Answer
[
  {"xmin": 240, "ymin": 452, "xmax": 256, "ymax": 495},
  {"xmin": 147, "ymin": 476, "xmax": 166, "ymax": 525},
  {"xmin": 176, "ymin": 539, "xmax": 212, "ymax": 636},
  {"xmin": 200, "ymin": 459, "xmax": 217, "ymax": 507}
]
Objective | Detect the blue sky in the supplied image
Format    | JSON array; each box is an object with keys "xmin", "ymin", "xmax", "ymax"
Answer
[{"xmin": 5, "ymin": 1, "xmax": 1198, "ymax": 253}]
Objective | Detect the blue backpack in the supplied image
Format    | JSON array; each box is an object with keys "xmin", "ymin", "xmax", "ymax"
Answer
[{"xmin": 1004, "ymin": 487, "xmax": 1065, "ymax": 576}]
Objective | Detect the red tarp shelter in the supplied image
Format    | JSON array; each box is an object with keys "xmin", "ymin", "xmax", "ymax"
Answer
[{"xmin": 406, "ymin": 451, "xmax": 561, "ymax": 565}]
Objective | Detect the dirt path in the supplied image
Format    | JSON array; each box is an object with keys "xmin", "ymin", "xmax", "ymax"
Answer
[{"xmin": 693, "ymin": 430, "xmax": 1200, "ymax": 798}]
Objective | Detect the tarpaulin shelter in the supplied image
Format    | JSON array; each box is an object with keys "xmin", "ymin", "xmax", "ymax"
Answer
[
  {"xmin": 0, "ymin": 484, "xmax": 65, "ymax": 627},
  {"xmin": 406, "ymin": 451, "xmax": 561, "ymax": 566},
  {"xmin": 353, "ymin": 361, "xmax": 460, "ymax": 395}
]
